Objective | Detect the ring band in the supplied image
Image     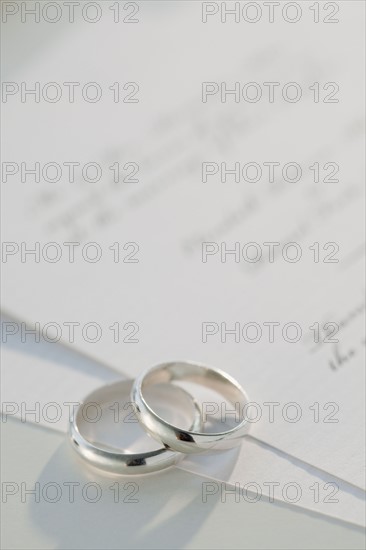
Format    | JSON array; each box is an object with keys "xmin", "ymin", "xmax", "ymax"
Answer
[
  {"xmin": 131, "ymin": 361, "xmax": 250, "ymax": 454},
  {"xmin": 69, "ymin": 379, "xmax": 202, "ymax": 475}
]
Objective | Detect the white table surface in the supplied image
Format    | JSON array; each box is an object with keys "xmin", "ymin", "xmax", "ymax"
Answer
[{"xmin": 1, "ymin": 418, "xmax": 365, "ymax": 550}]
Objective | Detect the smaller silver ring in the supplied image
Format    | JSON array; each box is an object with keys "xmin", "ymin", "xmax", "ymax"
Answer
[
  {"xmin": 69, "ymin": 379, "xmax": 202, "ymax": 475},
  {"xmin": 131, "ymin": 361, "xmax": 250, "ymax": 454}
]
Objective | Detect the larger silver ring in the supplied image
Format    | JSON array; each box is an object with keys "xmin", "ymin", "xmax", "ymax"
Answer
[
  {"xmin": 69, "ymin": 379, "xmax": 202, "ymax": 475},
  {"xmin": 131, "ymin": 361, "xmax": 250, "ymax": 454}
]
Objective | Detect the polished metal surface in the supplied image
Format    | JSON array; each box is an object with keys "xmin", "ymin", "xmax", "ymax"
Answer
[
  {"xmin": 69, "ymin": 379, "xmax": 202, "ymax": 474},
  {"xmin": 132, "ymin": 362, "xmax": 250, "ymax": 454}
]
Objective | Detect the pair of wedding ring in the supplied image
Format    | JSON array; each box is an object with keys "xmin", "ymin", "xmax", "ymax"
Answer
[{"xmin": 70, "ymin": 361, "xmax": 250, "ymax": 475}]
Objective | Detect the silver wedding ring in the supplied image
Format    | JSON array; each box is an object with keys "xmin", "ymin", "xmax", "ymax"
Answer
[
  {"xmin": 70, "ymin": 362, "xmax": 250, "ymax": 474},
  {"xmin": 132, "ymin": 361, "xmax": 250, "ymax": 454},
  {"xmin": 69, "ymin": 379, "xmax": 202, "ymax": 475}
]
